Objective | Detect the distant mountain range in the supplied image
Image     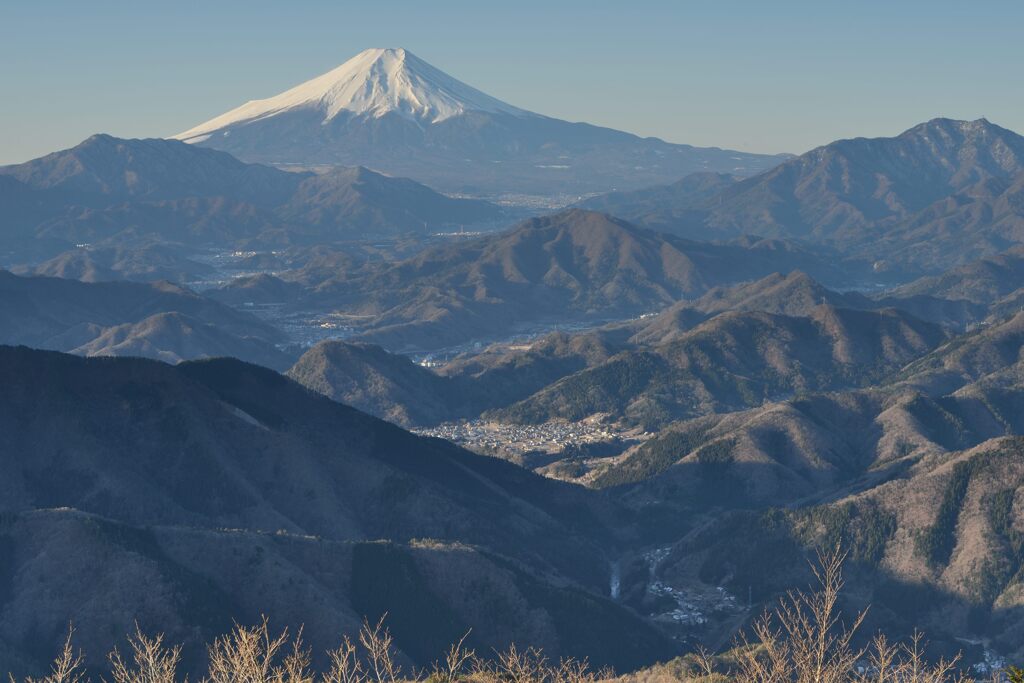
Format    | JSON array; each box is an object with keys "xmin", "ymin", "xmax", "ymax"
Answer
[
  {"xmin": 174, "ymin": 48, "xmax": 788, "ymax": 196},
  {"xmin": 580, "ymin": 118, "xmax": 1024, "ymax": 272},
  {"xmin": 217, "ymin": 209, "xmax": 864, "ymax": 352},
  {"xmin": 0, "ymin": 134, "xmax": 504, "ymax": 257}
]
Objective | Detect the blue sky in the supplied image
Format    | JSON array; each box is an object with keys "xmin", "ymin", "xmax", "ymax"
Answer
[{"xmin": 2, "ymin": 0, "xmax": 1022, "ymax": 164}]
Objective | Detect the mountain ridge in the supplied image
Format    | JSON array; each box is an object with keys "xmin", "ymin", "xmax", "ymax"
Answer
[
  {"xmin": 0, "ymin": 135, "xmax": 504, "ymax": 255},
  {"xmin": 491, "ymin": 305, "xmax": 948, "ymax": 428},
  {"xmin": 177, "ymin": 48, "xmax": 535, "ymax": 141},
  {"xmin": 252, "ymin": 209, "xmax": 864, "ymax": 352},
  {"xmin": 581, "ymin": 118, "xmax": 1024, "ymax": 271}
]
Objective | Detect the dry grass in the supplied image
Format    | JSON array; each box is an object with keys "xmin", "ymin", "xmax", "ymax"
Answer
[
  {"xmin": 8, "ymin": 556, "xmax": 1017, "ymax": 683},
  {"xmin": 7, "ymin": 616, "xmax": 604, "ymax": 683}
]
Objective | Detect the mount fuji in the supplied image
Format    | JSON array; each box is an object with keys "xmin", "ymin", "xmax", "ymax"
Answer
[{"xmin": 175, "ymin": 48, "xmax": 787, "ymax": 197}]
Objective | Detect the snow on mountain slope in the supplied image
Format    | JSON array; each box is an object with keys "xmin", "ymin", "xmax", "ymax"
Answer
[
  {"xmin": 172, "ymin": 47, "xmax": 789, "ymax": 195},
  {"xmin": 177, "ymin": 48, "xmax": 534, "ymax": 142}
]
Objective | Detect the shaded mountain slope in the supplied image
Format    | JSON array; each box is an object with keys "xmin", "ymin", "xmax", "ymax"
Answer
[
  {"xmin": 0, "ymin": 512, "xmax": 669, "ymax": 676},
  {"xmin": 703, "ymin": 118, "xmax": 1024, "ymax": 242},
  {"xmin": 0, "ymin": 346, "xmax": 675, "ymax": 674},
  {"xmin": 286, "ymin": 341, "xmax": 470, "ymax": 426}
]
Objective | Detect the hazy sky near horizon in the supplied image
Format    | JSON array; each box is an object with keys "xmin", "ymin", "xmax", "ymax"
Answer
[{"xmin": 2, "ymin": 0, "xmax": 1022, "ymax": 164}]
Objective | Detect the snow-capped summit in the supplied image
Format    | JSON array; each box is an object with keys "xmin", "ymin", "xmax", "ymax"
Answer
[
  {"xmin": 174, "ymin": 48, "xmax": 787, "ymax": 196},
  {"xmin": 176, "ymin": 48, "xmax": 533, "ymax": 143}
]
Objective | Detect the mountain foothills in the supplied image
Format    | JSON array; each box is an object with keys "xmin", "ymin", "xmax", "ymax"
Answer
[
  {"xmin": 286, "ymin": 330, "xmax": 625, "ymax": 428},
  {"xmin": 216, "ymin": 209, "xmax": 864, "ymax": 351},
  {"xmin": 8, "ymin": 46, "xmax": 1024, "ymax": 679},
  {"xmin": 174, "ymin": 48, "xmax": 787, "ymax": 196},
  {"xmin": 283, "ymin": 269, "xmax": 984, "ymax": 430},
  {"xmin": 490, "ymin": 305, "xmax": 948, "ymax": 429},
  {"xmin": 581, "ymin": 118, "xmax": 1024, "ymax": 272}
]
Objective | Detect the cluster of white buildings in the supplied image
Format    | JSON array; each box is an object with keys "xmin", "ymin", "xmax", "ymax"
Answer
[{"xmin": 415, "ymin": 419, "xmax": 628, "ymax": 456}]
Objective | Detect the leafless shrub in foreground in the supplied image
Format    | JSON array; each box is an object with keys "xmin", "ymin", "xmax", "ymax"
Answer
[
  {"xmin": 11, "ymin": 626, "xmax": 85, "ymax": 683},
  {"xmin": 469, "ymin": 644, "xmax": 601, "ymax": 683},
  {"xmin": 733, "ymin": 548, "xmax": 979, "ymax": 683},
  {"xmin": 9, "ymin": 578, "xmax": 1016, "ymax": 683},
  {"xmin": 108, "ymin": 626, "xmax": 183, "ymax": 683}
]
